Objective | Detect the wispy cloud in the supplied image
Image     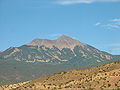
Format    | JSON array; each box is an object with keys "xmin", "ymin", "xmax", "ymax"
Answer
[
  {"xmin": 95, "ymin": 18, "xmax": 120, "ymax": 30},
  {"xmin": 110, "ymin": 43, "xmax": 120, "ymax": 54},
  {"xmin": 104, "ymin": 19, "xmax": 120, "ymax": 29},
  {"xmin": 95, "ymin": 22, "xmax": 101, "ymax": 26},
  {"xmin": 108, "ymin": 47, "xmax": 120, "ymax": 54},
  {"xmin": 110, "ymin": 43, "xmax": 120, "ymax": 47},
  {"xmin": 111, "ymin": 19, "xmax": 120, "ymax": 22},
  {"xmin": 54, "ymin": 0, "xmax": 120, "ymax": 5},
  {"xmin": 54, "ymin": 0, "xmax": 92, "ymax": 5},
  {"xmin": 100, "ymin": 43, "xmax": 120, "ymax": 54}
]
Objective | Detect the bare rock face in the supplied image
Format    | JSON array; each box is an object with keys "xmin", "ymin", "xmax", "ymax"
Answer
[{"xmin": 27, "ymin": 35, "xmax": 86, "ymax": 49}]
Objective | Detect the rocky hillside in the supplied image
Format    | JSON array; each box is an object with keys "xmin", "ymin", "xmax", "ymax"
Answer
[{"xmin": 1, "ymin": 62, "xmax": 120, "ymax": 90}]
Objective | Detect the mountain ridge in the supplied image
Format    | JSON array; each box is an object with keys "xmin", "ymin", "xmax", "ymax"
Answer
[
  {"xmin": 0, "ymin": 35, "xmax": 114, "ymax": 63},
  {"xmin": 27, "ymin": 35, "xmax": 86, "ymax": 49}
]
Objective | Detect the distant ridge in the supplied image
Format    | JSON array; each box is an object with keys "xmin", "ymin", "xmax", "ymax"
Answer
[{"xmin": 27, "ymin": 35, "xmax": 86, "ymax": 49}]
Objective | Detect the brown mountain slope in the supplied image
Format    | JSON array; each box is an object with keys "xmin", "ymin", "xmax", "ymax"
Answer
[
  {"xmin": 1, "ymin": 62, "xmax": 120, "ymax": 90},
  {"xmin": 27, "ymin": 35, "xmax": 86, "ymax": 49}
]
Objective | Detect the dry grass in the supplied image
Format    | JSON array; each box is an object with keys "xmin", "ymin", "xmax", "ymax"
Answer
[{"xmin": 1, "ymin": 62, "xmax": 120, "ymax": 90}]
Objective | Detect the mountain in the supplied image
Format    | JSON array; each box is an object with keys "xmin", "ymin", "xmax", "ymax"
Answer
[
  {"xmin": 0, "ymin": 35, "xmax": 120, "ymax": 85},
  {"xmin": 0, "ymin": 35, "xmax": 115, "ymax": 64},
  {"xmin": 0, "ymin": 35, "xmax": 86, "ymax": 62},
  {"xmin": 1, "ymin": 61, "xmax": 120, "ymax": 90}
]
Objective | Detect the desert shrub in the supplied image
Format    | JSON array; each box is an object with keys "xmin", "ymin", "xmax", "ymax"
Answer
[
  {"xmin": 115, "ymin": 83, "xmax": 117, "ymax": 86},
  {"xmin": 108, "ymin": 83, "xmax": 111, "ymax": 87},
  {"xmin": 100, "ymin": 88, "xmax": 104, "ymax": 90},
  {"xmin": 77, "ymin": 86, "xmax": 81, "ymax": 88},
  {"xmin": 64, "ymin": 86, "xmax": 70, "ymax": 88},
  {"xmin": 96, "ymin": 81, "xmax": 99, "ymax": 84}
]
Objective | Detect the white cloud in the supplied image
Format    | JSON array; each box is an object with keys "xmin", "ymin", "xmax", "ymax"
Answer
[
  {"xmin": 55, "ymin": 0, "xmax": 92, "ymax": 5},
  {"xmin": 111, "ymin": 19, "xmax": 120, "ymax": 22},
  {"xmin": 55, "ymin": 0, "xmax": 120, "ymax": 5},
  {"xmin": 105, "ymin": 19, "xmax": 120, "ymax": 29},
  {"xmin": 103, "ymin": 24, "xmax": 120, "ymax": 29},
  {"xmin": 96, "ymin": 18, "xmax": 120, "ymax": 30},
  {"xmin": 95, "ymin": 22, "xmax": 101, "ymax": 26}
]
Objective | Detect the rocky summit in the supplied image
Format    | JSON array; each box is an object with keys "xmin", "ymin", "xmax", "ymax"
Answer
[{"xmin": 27, "ymin": 35, "xmax": 86, "ymax": 49}]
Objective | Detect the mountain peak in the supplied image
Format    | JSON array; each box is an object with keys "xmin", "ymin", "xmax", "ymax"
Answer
[
  {"xmin": 59, "ymin": 35, "xmax": 70, "ymax": 38},
  {"xmin": 27, "ymin": 35, "xmax": 86, "ymax": 49},
  {"xmin": 56, "ymin": 35, "xmax": 73, "ymax": 40}
]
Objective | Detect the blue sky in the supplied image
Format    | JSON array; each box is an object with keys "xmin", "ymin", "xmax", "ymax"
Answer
[{"xmin": 0, "ymin": 0, "xmax": 120, "ymax": 54}]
